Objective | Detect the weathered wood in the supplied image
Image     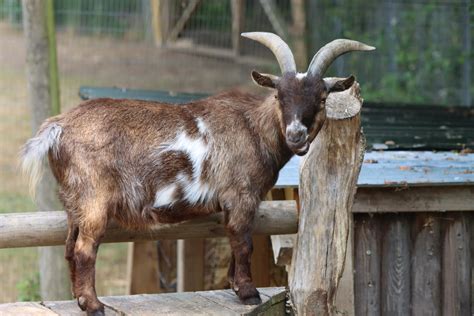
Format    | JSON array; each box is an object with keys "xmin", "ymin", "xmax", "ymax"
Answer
[
  {"xmin": 289, "ymin": 82, "xmax": 364, "ymax": 315},
  {"xmin": 126, "ymin": 241, "xmax": 161, "ymax": 294},
  {"xmin": 442, "ymin": 212, "xmax": 471, "ymax": 315},
  {"xmin": 231, "ymin": 0, "xmax": 245, "ymax": 57},
  {"xmin": 0, "ymin": 302, "xmax": 56, "ymax": 316},
  {"xmin": 354, "ymin": 214, "xmax": 381, "ymax": 316},
  {"xmin": 270, "ymin": 234, "xmax": 295, "ymax": 267},
  {"xmin": 0, "ymin": 201, "xmax": 297, "ymax": 248},
  {"xmin": 22, "ymin": 0, "xmax": 70, "ymax": 301},
  {"xmin": 411, "ymin": 213, "xmax": 441, "ymax": 316},
  {"xmin": 168, "ymin": 0, "xmax": 201, "ymax": 42},
  {"xmin": 334, "ymin": 223, "xmax": 355, "ymax": 316},
  {"xmin": 177, "ymin": 238, "xmax": 205, "ymax": 291},
  {"xmin": 42, "ymin": 300, "xmax": 118, "ymax": 315},
  {"xmin": 353, "ymin": 186, "xmax": 474, "ymax": 213},
  {"xmin": 381, "ymin": 215, "xmax": 411, "ymax": 315}
]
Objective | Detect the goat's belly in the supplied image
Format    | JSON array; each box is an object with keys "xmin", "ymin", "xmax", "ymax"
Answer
[{"xmin": 146, "ymin": 202, "xmax": 221, "ymax": 225}]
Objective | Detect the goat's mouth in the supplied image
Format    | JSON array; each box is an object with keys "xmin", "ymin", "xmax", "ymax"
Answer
[{"xmin": 287, "ymin": 141, "xmax": 309, "ymax": 156}]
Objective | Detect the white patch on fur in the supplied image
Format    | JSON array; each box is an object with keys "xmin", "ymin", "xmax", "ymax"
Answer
[
  {"xmin": 196, "ymin": 117, "xmax": 208, "ymax": 135},
  {"xmin": 296, "ymin": 72, "xmax": 307, "ymax": 80},
  {"xmin": 21, "ymin": 123, "xmax": 62, "ymax": 197},
  {"xmin": 158, "ymin": 131, "xmax": 215, "ymax": 206},
  {"xmin": 287, "ymin": 116, "xmax": 307, "ymax": 135},
  {"xmin": 153, "ymin": 183, "xmax": 177, "ymax": 208}
]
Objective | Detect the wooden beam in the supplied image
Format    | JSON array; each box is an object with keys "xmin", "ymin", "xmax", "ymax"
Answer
[
  {"xmin": 22, "ymin": 0, "xmax": 69, "ymax": 301},
  {"xmin": 0, "ymin": 201, "xmax": 297, "ymax": 249},
  {"xmin": 289, "ymin": 83, "xmax": 364, "ymax": 315},
  {"xmin": 126, "ymin": 241, "xmax": 161, "ymax": 294},
  {"xmin": 353, "ymin": 186, "xmax": 474, "ymax": 213},
  {"xmin": 168, "ymin": 0, "xmax": 201, "ymax": 42},
  {"xmin": 290, "ymin": 0, "xmax": 307, "ymax": 69},
  {"xmin": 177, "ymin": 238, "xmax": 205, "ymax": 291}
]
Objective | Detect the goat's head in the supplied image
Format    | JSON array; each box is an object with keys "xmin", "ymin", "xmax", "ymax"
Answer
[{"xmin": 242, "ymin": 32, "xmax": 374, "ymax": 156}]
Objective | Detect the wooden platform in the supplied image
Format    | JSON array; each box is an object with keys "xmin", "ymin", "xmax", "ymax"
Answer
[{"xmin": 0, "ymin": 287, "xmax": 286, "ymax": 316}]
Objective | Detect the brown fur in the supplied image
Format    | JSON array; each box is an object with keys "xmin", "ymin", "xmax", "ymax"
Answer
[{"xmin": 24, "ymin": 72, "xmax": 350, "ymax": 313}]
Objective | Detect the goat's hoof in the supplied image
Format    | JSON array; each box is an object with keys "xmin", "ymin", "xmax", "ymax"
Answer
[
  {"xmin": 87, "ymin": 309, "xmax": 105, "ymax": 316},
  {"xmin": 77, "ymin": 296, "xmax": 87, "ymax": 311},
  {"xmin": 241, "ymin": 295, "xmax": 262, "ymax": 305}
]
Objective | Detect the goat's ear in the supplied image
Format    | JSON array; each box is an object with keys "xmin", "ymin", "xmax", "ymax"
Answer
[
  {"xmin": 251, "ymin": 70, "xmax": 279, "ymax": 89},
  {"xmin": 324, "ymin": 75, "xmax": 355, "ymax": 92}
]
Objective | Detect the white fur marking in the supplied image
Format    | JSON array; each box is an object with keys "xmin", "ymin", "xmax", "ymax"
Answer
[
  {"xmin": 196, "ymin": 117, "xmax": 208, "ymax": 135},
  {"xmin": 296, "ymin": 72, "xmax": 307, "ymax": 80},
  {"xmin": 153, "ymin": 184, "xmax": 177, "ymax": 208},
  {"xmin": 21, "ymin": 123, "xmax": 62, "ymax": 197},
  {"xmin": 159, "ymin": 131, "xmax": 214, "ymax": 205}
]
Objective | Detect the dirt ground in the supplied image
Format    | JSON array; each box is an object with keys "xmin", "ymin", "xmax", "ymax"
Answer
[{"xmin": 0, "ymin": 22, "xmax": 262, "ymax": 302}]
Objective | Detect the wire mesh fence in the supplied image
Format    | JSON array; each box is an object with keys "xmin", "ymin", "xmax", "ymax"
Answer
[{"xmin": 0, "ymin": 0, "xmax": 471, "ymax": 303}]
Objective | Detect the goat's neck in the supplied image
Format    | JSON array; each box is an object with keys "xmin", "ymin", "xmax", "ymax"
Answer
[{"xmin": 246, "ymin": 93, "xmax": 293, "ymax": 171}]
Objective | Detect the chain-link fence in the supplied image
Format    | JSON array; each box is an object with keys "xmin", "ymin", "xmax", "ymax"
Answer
[{"xmin": 0, "ymin": 0, "xmax": 471, "ymax": 303}]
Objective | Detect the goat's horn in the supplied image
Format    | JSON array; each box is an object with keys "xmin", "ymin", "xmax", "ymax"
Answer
[
  {"xmin": 307, "ymin": 39, "xmax": 375, "ymax": 77},
  {"xmin": 241, "ymin": 32, "xmax": 296, "ymax": 74}
]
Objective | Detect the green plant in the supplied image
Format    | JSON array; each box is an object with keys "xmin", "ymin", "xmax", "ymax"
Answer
[{"xmin": 16, "ymin": 272, "xmax": 41, "ymax": 302}]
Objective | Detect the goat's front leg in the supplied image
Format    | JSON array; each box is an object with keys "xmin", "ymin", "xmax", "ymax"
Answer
[{"xmin": 225, "ymin": 197, "xmax": 262, "ymax": 305}]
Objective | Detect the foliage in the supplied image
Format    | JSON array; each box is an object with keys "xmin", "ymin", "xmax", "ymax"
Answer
[{"xmin": 16, "ymin": 272, "xmax": 41, "ymax": 302}]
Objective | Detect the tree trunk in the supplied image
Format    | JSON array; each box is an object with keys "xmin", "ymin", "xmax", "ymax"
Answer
[
  {"xmin": 22, "ymin": 0, "xmax": 70, "ymax": 300},
  {"xmin": 289, "ymin": 81, "xmax": 364, "ymax": 315}
]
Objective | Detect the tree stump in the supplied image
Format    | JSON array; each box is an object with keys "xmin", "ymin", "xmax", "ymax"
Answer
[{"xmin": 289, "ymin": 81, "xmax": 365, "ymax": 315}]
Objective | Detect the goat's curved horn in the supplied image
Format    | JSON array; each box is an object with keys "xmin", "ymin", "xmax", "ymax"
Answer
[
  {"xmin": 307, "ymin": 39, "xmax": 375, "ymax": 77},
  {"xmin": 241, "ymin": 32, "xmax": 296, "ymax": 74}
]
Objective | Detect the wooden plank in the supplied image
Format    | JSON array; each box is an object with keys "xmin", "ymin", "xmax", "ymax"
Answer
[
  {"xmin": 250, "ymin": 235, "xmax": 271, "ymax": 287},
  {"xmin": 177, "ymin": 238, "xmax": 205, "ymax": 291},
  {"xmin": 126, "ymin": 241, "xmax": 161, "ymax": 294},
  {"xmin": 381, "ymin": 215, "xmax": 411, "ymax": 315},
  {"xmin": 0, "ymin": 200, "xmax": 297, "ymax": 249},
  {"xmin": 442, "ymin": 212, "xmax": 471, "ymax": 315},
  {"xmin": 335, "ymin": 222, "xmax": 355, "ymax": 316},
  {"xmin": 411, "ymin": 214, "xmax": 441, "ymax": 316},
  {"xmin": 354, "ymin": 214, "xmax": 381, "ymax": 316},
  {"xmin": 100, "ymin": 293, "xmax": 190, "ymax": 315},
  {"xmin": 353, "ymin": 186, "xmax": 474, "ymax": 213},
  {"xmin": 168, "ymin": 0, "xmax": 201, "ymax": 42},
  {"xmin": 43, "ymin": 300, "xmax": 118, "ymax": 315},
  {"xmin": 150, "ymin": 0, "xmax": 169, "ymax": 46},
  {"xmin": 0, "ymin": 302, "xmax": 56, "ymax": 316},
  {"xmin": 270, "ymin": 234, "xmax": 295, "ymax": 266}
]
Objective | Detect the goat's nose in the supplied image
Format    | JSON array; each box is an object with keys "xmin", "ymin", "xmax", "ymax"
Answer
[{"xmin": 287, "ymin": 130, "xmax": 305, "ymax": 144}]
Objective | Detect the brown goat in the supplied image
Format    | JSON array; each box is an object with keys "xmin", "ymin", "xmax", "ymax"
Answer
[{"xmin": 21, "ymin": 32, "xmax": 374, "ymax": 315}]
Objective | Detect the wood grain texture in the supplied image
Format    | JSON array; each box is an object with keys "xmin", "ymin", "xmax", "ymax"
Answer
[
  {"xmin": 289, "ymin": 83, "xmax": 364, "ymax": 315},
  {"xmin": 442, "ymin": 212, "xmax": 471, "ymax": 316},
  {"xmin": 353, "ymin": 186, "xmax": 474, "ymax": 213},
  {"xmin": 0, "ymin": 200, "xmax": 297, "ymax": 248},
  {"xmin": 381, "ymin": 215, "xmax": 411, "ymax": 316},
  {"xmin": 411, "ymin": 214, "xmax": 441, "ymax": 316},
  {"xmin": 0, "ymin": 302, "xmax": 56, "ymax": 316},
  {"xmin": 354, "ymin": 214, "xmax": 381, "ymax": 316}
]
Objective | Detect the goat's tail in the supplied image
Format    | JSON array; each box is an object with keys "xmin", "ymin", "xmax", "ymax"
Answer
[{"xmin": 20, "ymin": 119, "xmax": 63, "ymax": 197}]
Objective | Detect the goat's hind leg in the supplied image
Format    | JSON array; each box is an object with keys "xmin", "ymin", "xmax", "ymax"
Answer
[
  {"xmin": 73, "ymin": 207, "xmax": 108, "ymax": 316},
  {"xmin": 65, "ymin": 214, "xmax": 79, "ymax": 297}
]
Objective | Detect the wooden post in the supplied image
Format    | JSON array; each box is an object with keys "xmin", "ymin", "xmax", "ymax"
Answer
[
  {"xmin": 22, "ymin": 0, "xmax": 70, "ymax": 300},
  {"xmin": 290, "ymin": 0, "xmax": 307, "ymax": 69},
  {"xmin": 150, "ymin": 0, "xmax": 170, "ymax": 47},
  {"xmin": 126, "ymin": 242, "xmax": 161, "ymax": 294},
  {"xmin": 177, "ymin": 239, "xmax": 205, "ymax": 292},
  {"xmin": 289, "ymin": 82, "xmax": 364, "ymax": 314},
  {"xmin": 231, "ymin": 0, "xmax": 245, "ymax": 57}
]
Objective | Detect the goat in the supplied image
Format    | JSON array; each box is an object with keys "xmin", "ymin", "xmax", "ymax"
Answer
[{"xmin": 21, "ymin": 32, "xmax": 374, "ymax": 315}]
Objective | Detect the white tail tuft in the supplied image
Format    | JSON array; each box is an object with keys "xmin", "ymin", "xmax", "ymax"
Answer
[{"xmin": 20, "ymin": 123, "xmax": 62, "ymax": 197}]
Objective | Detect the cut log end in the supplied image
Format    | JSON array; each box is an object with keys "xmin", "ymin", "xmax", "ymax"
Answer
[{"xmin": 326, "ymin": 80, "xmax": 362, "ymax": 120}]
